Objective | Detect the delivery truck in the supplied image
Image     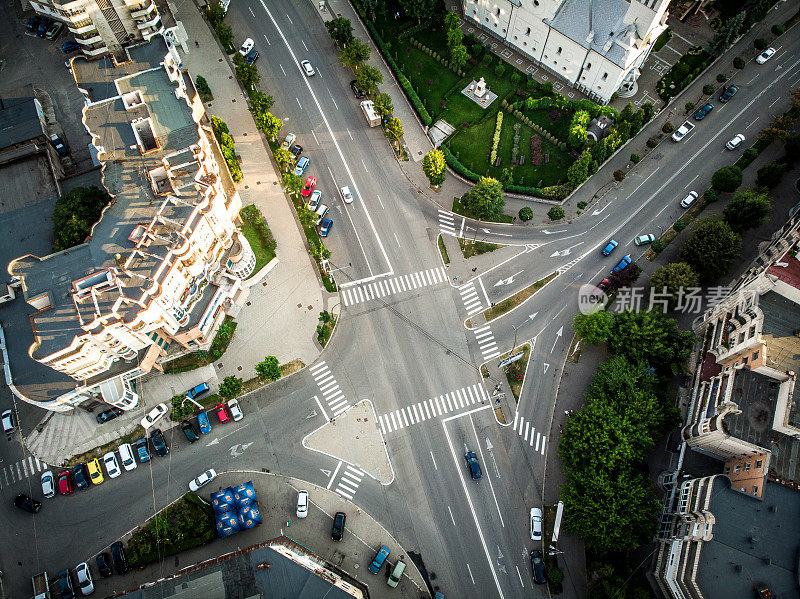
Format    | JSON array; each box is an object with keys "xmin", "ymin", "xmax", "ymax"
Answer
[{"xmin": 360, "ymin": 100, "xmax": 380, "ymax": 127}]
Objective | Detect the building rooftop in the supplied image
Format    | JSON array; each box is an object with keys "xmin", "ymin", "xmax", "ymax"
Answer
[
  {"xmin": 695, "ymin": 478, "xmax": 800, "ymax": 599},
  {"xmin": 767, "ymin": 250, "xmax": 800, "ymax": 291},
  {"xmin": 0, "ymin": 94, "xmax": 45, "ymax": 149},
  {"xmin": 759, "ymin": 290, "xmax": 800, "ymax": 375}
]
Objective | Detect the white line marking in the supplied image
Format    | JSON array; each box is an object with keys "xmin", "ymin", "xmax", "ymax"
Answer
[
  {"xmin": 470, "ymin": 415, "xmax": 504, "ymax": 527},
  {"xmin": 296, "ymin": 97, "xmax": 302, "ymax": 109},
  {"xmin": 327, "ymin": 461, "xmax": 342, "ymax": 489},
  {"xmin": 467, "ymin": 563, "xmax": 476, "ymax": 584},
  {"xmin": 430, "ymin": 451, "xmax": 438, "ymax": 470},
  {"xmin": 448, "ymin": 505, "xmax": 456, "ymax": 526},
  {"xmin": 280, "ymin": 64, "xmax": 286, "ymax": 76},
  {"xmin": 516, "ymin": 565, "xmax": 525, "ymax": 587},
  {"xmin": 394, "ymin": 232, "xmax": 401, "ymax": 248}
]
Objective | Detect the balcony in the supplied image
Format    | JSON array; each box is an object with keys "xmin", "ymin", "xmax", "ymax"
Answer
[
  {"xmin": 69, "ymin": 22, "xmax": 96, "ymax": 35},
  {"xmin": 130, "ymin": 1, "xmax": 157, "ymax": 19},
  {"xmin": 77, "ymin": 33, "xmax": 104, "ymax": 46},
  {"xmin": 84, "ymin": 44, "xmax": 110, "ymax": 57},
  {"xmin": 135, "ymin": 14, "xmax": 161, "ymax": 30}
]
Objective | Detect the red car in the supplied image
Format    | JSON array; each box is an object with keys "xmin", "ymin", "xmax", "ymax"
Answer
[
  {"xmin": 57, "ymin": 470, "xmax": 74, "ymax": 495},
  {"xmin": 215, "ymin": 403, "xmax": 230, "ymax": 424},
  {"xmin": 301, "ymin": 176, "xmax": 316, "ymax": 197}
]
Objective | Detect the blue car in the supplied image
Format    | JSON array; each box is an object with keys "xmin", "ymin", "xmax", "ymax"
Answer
[
  {"xmin": 694, "ymin": 103, "xmax": 714, "ymax": 120},
  {"xmin": 368, "ymin": 546, "xmax": 390, "ymax": 574},
  {"xmin": 187, "ymin": 382, "xmax": 209, "ymax": 400},
  {"xmin": 293, "ymin": 156, "xmax": 309, "ymax": 176},
  {"xmin": 465, "ymin": 451, "xmax": 482, "ymax": 480},
  {"xmin": 601, "ymin": 239, "xmax": 618, "ymax": 256},
  {"xmin": 612, "ymin": 255, "xmax": 632, "ymax": 273},
  {"xmin": 61, "ymin": 40, "xmax": 80, "ymax": 54},
  {"xmin": 197, "ymin": 411, "xmax": 211, "ymax": 434},
  {"xmin": 319, "ymin": 217, "xmax": 332, "ymax": 237},
  {"xmin": 134, "ymin": 437, "xmax": 150, "ymax": 462}
]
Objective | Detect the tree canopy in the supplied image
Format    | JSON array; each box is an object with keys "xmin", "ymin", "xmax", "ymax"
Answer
[
  {"xmin": 648, "ymin": 262, "xmax": 699, "ymax": 310},
  {"xmin": 53, "ymin": 186, "xmax": 112, "ymax": 251},
  {"xmin": 723, "ymin": 186, "xmax": 773, "ymax": 233},
  {"xmin": 679, "ymin": 217, "xmax": 742, "ymax": 282},
  {"xmin": 462, "ymin": 177, "xmax": 505, "ymax": 220},
  {"xmin": 422, "ymin": 149, "xmax": 446, "ymax": 186},
  {"xmin": 711, "ymin": 165, "xmax": 743, "ymax": 192}
]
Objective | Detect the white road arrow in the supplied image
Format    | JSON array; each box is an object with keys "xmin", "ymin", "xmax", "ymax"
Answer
[
  {"xmin": 481, "ymin": 227, "xmax": 513, "ymax": 237},
  {"xmin": 551, "ymin": 326, "xmax": 563, "ymax": 352},
  {"xmin": 486, "ymin": 438, "xmax": 501, "ymax": 478},
  {"xmin": 206, "ymin": 438, "xmax": 220, "ymax": 447},
  {"xmin": 229, "ymin": 442, "xmax": 254, "ymax": 458},
  {"xmin": 320, "ymin": 468, "xmax": 332, "ymax": 477},
  {"xmin": 592, "ymin": 202, "xmax": 612, "ymax": 216},
  {"xmin": 543, "ymin": 362, "xmax": 550, "ymax": 374},
  {"xmin": 528, "ymin": 312, "xmax": 539, "ymax": 321},
  {"xmin": 494, "ymin": 270, "xmax": 524, "ymax": 287},
  {"xmin": 306, "ymin": 409, "xmax": 318, "ymax": 419},
  {"xmin": 542, "ymin": 229, "xmax": 567, "ymax": 235},
  {"xmin": 496, "ymin": 546, "xmax": 507, "ymax": 574},
  {"xmin": 549, "ymin": 242, "xmax": 584, "ymax": 258}
]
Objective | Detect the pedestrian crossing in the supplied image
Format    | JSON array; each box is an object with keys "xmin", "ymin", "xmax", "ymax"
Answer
[
  {"xmin": 513, "ymin": 413, "xmax": 547, "ymax": 455},
  {"xmin": 309, "ymin": 361, "xmax": 350, "ymax": 418},
  {"xmin": 438, "ymin": 209, "xmax": 458, "ymax": 236},
  {"xmin": 341, "ymin": 267, "xmax": 448, "ymax": 307},
  {"xmin": 459, "ymin": 281, "xmax": 486, "ymax": 316},
  {"xmin": 0, "ymin": 454, "xmax": 51, "ymax": 489},
  {"xmin": 474, "ymin": 325, "xmax": 502, "ymax": 361},
  {"xmin": 331, "ymin": 464, "xmax": 365, "ymax": 501},
  {"xmin": 378, "ymin": 383, "xmax": 490, "ymax": 434}
]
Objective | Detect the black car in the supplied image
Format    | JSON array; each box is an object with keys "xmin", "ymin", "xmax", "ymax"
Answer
[
  {"xmin": 36, "ymin": 18, "xmax": 52, "ymax": 37},
  {"xmin": 72, "ymin": 463, "xmax": 90, "ymax": 490},
  {"xmin": 530, "ymin": 550, "xmax": 546, "ymax": 584},
  {"xmin": 181, "ymin": 420, "xmax": 199, "ymax": 443},
  {"xmin": 349, "ymin": 80, "xmax": 365, "ymax": 99},
  {"xmin": 57, "ymin": 569, "xmax": 75, "ymax": 599},
  {"xmin": 96, "ymin": 552, "xmax": 113, "ymax": 577},
  {"xmin": 13, "ymin": 493, "xmax": 42, "ymax": 513},
  {"xmin": 290, "ymin": 144, "xmax": 303, "ymax": 158},
  {"xmin": 26, "ymin": 16, "xmax": 42, "ymax": 33},
  {"xmin": 61, "ymin": 40, "xmax": 80, "ymax": 53},
  {"xmin": 331, "ymin": 511, "xmax": 346, "ymax": 541},
  {"xmin": 110, "ymin": 541, "xmax": 129, "ymax": 575},
  {"xmin": 244, "ymin": 49, "xmax": 259, "ymax": 65},
  {"xmin": 150, "ymin": 428, "xmax": 169, "ymax": 456},
  {"xmin": 719, "ymin": 84, "xmax": 739, "ymax": 103},
  {"xmin": 96, "ymin": 407, "xmax": 124, "ymax": 424}
]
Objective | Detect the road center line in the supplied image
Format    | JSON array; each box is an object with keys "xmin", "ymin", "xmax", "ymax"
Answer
[
  {"xmin": 430, "ymin": 451, "xmax": 438, "ymax": 470},
  {"xmin": 470, "ymin": 415, "xmax": 505, "ymax": 528},
  {"xmin": 447, "ymin": 505, "xmax": 456, "ymax": 526}
]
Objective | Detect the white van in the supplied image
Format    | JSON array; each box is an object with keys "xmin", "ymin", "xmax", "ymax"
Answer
[
  {"xmin": 118, "ymin": 443, "xmax": 137, "ymax": 471},
  {"xmin": 296, "ymin": 490, "xmax": 309, "ymax": 518},
  {"xmin": 387, "ymin": 560, "xmax": 406, "ymax": 587}
]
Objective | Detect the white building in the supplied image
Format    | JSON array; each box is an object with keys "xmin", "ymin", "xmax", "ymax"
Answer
[{"xmin": 461, "ymin": 0, "xmax": 669, "ymax": 103}]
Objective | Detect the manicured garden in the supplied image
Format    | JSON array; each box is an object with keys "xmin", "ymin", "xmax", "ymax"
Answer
[{"xmin": 239, "ymin": 204, "xmax": 276, "ymax": 276}]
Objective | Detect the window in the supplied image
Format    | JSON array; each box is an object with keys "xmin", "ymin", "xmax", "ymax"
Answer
[
  {"xmin": 526, "ymin": 27, "xmax": 531, "ymax": 36},
  {"xmin": 742, "ymin": 357, "xmax": 748, "ymax": 365},
  {"xmin": 752, "ymin": 485, "xmax": 759, "ymax": 494},
  {"xmin": 753, "ymin": 351, "xmax": 759, "ymax": 361},
  {"xmin": 557, "ymin": 47, "xmax": 562, "ymax": 55},
  {"xmin": 534, "ymin": 0, "xmax": 539, "ymax": 5},
  {"xmin": 744, "ymin": 462, "xmax": 751, "ymax": 471},
  {"xmin": 755, "ymin": 459, "xmax": 763, "ymax": 469},
  {"xmin": 734, "ymin": 464, "xmax": 741, "ymax": 473},
  {"xmin": 602, "ymin": 72, "xmax": 608, "ymax": 80},
  {"xmin": 749, "ymin": 325, "xmax": 756, "ymax": 338}
]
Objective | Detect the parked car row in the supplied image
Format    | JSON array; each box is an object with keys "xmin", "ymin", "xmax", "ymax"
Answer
[
  {"xmin": 25, "ymin": 15, "xmax": 64, "ymax": 40},
  {"xmin": 54, "ymin": 541, "xmax": 130, "ymax": 597}
]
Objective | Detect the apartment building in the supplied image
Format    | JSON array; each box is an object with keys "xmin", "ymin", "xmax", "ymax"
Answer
[
  {"xmin": 461, "ymin": 0, "xmax": 669, "ymax": 104},
  {"xmin": 5, "ymin": 35, "xmax": 255, "ymax": 413},
  {"xmin": 652, "ymin": 212, "xmax": 800, "ymax": 598},
  {"xmin": 27, "ymin": 0, "xmax": 165, "ymax": 59}
]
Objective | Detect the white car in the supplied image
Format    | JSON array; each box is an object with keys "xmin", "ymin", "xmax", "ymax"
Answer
[
  {"xmin": 340, "ymin": 186, "xmax": 354, "ymax": 204},
  {"xmin": 227, "ymin": 399, "xmax": 243, "ymax": 422},
  {"xmin": 756, "ymin": 47, "xmax": 775, "ymax": 64},
  {"xmin": 140, "ymin": 402, "xmax": 168, "ymax": 429},
  {"xmin": 189, "ymin": 468, "xmax": 217, "ymax": 492},
  {"xmin": 118, "ymin": 443, "xmax": 137, "ymax": 471},
  {"xmin": 680, "ymin": 191, "xmax": 699, "ymax": 208},
  {"xmin": 307, "ymin": 190, "xmax": 322, "ymax": 211},
  {"xmin": 1, "ymin": 409, "xmax": 15, "ymax": 435},
  {"xmin": 726, "ymin": 133, "xmax": 745, "ymax": 150},
  {"xmin": 300, "ymin": 60, "xmax": 315, "ymax": 76},
  {"xmin": 103, "ymin": 451, "xmax": 121, "ymax": 478},
  {"xmin": 530, "ymin": 507, "xmax": 543, "ymax": 541},
  {"xmin": 239, "ymin": 38, "xmax": 254, "ymax": 56},
  {"xmin": 296, "ymin": 490, "xmax": 309, "ymax": 518},
  {"xmin": 41, "ymin": 470, "xmax": 55, "ymax": 498},
  {"xmin": 75, "ymin": 561, "xmax": 94, "ymax": 596}
]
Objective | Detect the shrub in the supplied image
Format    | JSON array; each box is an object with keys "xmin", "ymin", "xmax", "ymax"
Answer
[
  {"xmin": 685, "ymin": 102, "xmax": 695, "ymax": 112},
  {"xmin": 651, "ymin": 240, "xmax": 665, "ymax": 253},
  {"xmin": 195, "ymin": 75, "xmax": 212, "ymax": 100},
  {"xmin": 518, "ymin": 206, "xmax": 533, "ymax": 221},
  {"xmin": 771, "ymin": 24, "xmax": 785, "ymax": 36},
  {"xmin": 716, "ymin": 73, "xmax": 728, "ymax": 83},
  {"xmin": 219, "ymin": 375, "xmax": 243, "ymax": 399},
  {"xmin": 526, "ymin": 78, "xmax": 537, "ymax": 90},
  {"xmin": 539, "ymin": 184, "xmax": 572, "ymax": 201},
  {"xmin": 577, "ymin": 201, "xmax": 587, "ymax": 210},
  {"xmin": 754, "ymin": 38, "xmax": 768, "ymax": 50},
  {"xmin": 646, "ymin": 137, "xmax": 659, "ymax": 148},
  {"xmin": 495, "ymin": 64, "xmax": 505, "ymax": 76},
  {"xmin": 482, "ymin": 53, "xmax": 493, "ymax": 65},
  {"xmin": 472, "ymin": 42, "xmax": 483, "ymax": 55},
  {"xmin": 548, "ymin": 206, "xmax": 565, "ymax": 221},
  {"xmin": 630, "ymin": 153, "xmax": 641, "ymax": 164},
  {"xmin": 613, "ymin": 169, "xmax": 625, "ymax": 182},
  {"xmin": 52, "ymin": 186, "xmax": 112, "ymax": 251},
  {"xmin": 711, "ymin": 165, "xmax": 743, "ymax": 192},
  {"xmin": 568, "ymin": 110, "xmax": 591, "ymax": 149},
  {"xmin": 733, "ymin": 57, "xmax": 745, "ymax": 69},
  {"xmin": 703, "ymin": 84, "xmax": 715, "ymax": 95},
  {"xmin": 653, "ymin": 28, "xmax": 672, "ymax": 52},
  {"xmin": 489, "ymin": 111, "xmax": 504, "ymax": 165},
  {"xmin": 661, "ymin": 121, "xmax": 674, "ymax": 134},
  {"xmin": 510, "ymin": 72, "xmax": 522, "ymax": 84},
  {"xmin": 757, "ymin": 160, "xmax": 788, "ymax": 188},
  {"xmin": 673, "ymin": 220, "xmax": 688, "ymax": 232},
  {"xmin": 704, "ymin": 188, "xmax": 718, "ymax": 203}
]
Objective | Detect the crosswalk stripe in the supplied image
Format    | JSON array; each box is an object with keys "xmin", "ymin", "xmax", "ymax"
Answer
[
  {"xmin": 524, "ymin": 421, "xmax": 531, "ymax": 441},
  {"xmin": 407, "ymin": 406, "xmax": 416, "ymax": 424},
  {"xmin": 412, "ymin": 404, "xmax": 421, "ymax": 422},
  {"xmin": 309, "ymin": 361, "xmax": 327, "ymax": 374},
  {"xmin": 436, "ymin": 396, "xmax": 444, "ymax": 416},
  {"xmin": 425, "ymin": 400, "xmax": 433, "ymax": 418},
  {"xmin": 474, "ymin": 325, "xmax": 490, "ymax": 333},
  {"xmin": 484, "ymin": 350, "xmax": 501, "ymax": 360},
  {"xmin": 379, "ymin": 416, "xmax": 387, "ymax": 434},
  {"xmin": 387, "ymin": 278, "xmax": 396, "ymax": 294},
  {"xmin": 446, "ymin": 393, "xmax": 454, "ymax": 411},
  {"xmin": 328, "ymin": 396, "xmax": 347, "ymax": 409},
  {"xmin": 35, "ymin": 457, "xmax": 42, "ymax": 471},
  {"xmin": 535, "ymin": 432, "xmax": 541, "ymax": 450},
  {"xmin": 317, "ymin": 373, "xmax": 334, "ymax": 386},
  {"xmin": 462, "ymin": 288, "xmax": 478, "ymax": 300},
  {"xmin": 21, "ymin": 460, "xmax": 28, "ymax": 478},
  {"xmin": 29, "ymin": 457, "xmax": 36, "ymax": 474},
  {"xmin": 402, "ymin": 409, "xmax": 410, "ymax": 427},
  {"xmin": 346, "ymin": 466, "xmax": 363, "ymax": 477},
  {"xmin": 336, "ymin": 488, "xmax": 354, "ymax": 500},
  {"xmin": 355, "ymin": 287, "xmax": 364, "ymax": 302},
  {"xmin": 466, "ymin": 386, "xmax": 476, "ymax": 404},
  {"xmin": 16, "ymin": 463, "xmax": 22, "ymax": 480},
  {"xmin": 474, "ymin": 329, "xmax": 493, "ymax": 340},
  {"xmin": 458, "ymin": 389, "xmax": 467, "ymax": 408},
  {"xmin": 389, "ymin": 411, "xmax": 399, "ymax": 430}
]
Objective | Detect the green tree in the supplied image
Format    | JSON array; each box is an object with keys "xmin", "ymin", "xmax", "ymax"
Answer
[
  {"xmin": 547, "ymin": 206, "xmax": 565, "ymax": 221},
  {"xmin": 258, "ymin": 112, "xmax": 283, "ymax": 141},
  {"xmin": 518, "ymin": 206, "xmax": 533, "ymax": 221},
  {"xmin": 233, "ymin": 54, "xmax": 260, "ymax": 88},
  {"xmin": 325, "ymin": 17, "xmax": 353, "ymax": 47},
  {"xmin": 255, "ymin": 356, "xmax": 281, "ymax": 381},
  {"xmin": 648, "ymin": 262, "xmax": 699, "ymax": 309},
  {"xmin": 274, "ymin": 148, "xmax": 295, "ymax": 172},
  {"xmin": 679, "ymin": 217, "xmax": 741, "ymax": 282},
  {"xmin": 373, "ymin": 92, "xmax": 393, "ymax": 119},
  {"xmin": 399, "ymin": 0, "xmax": 438, "ymax": 22},
  {"xmin": 642, "ymin": 102, "xmax": 655, "ymax": 123},
  {"xmin": 422, "ymin": 149, "xmax": 446, "ymax": 186},
  {"xmin": 447, "ymin": 28, "xmax": 463, "ymax": 50},
  {"xmin": 566, "ymin": 150, "xmax": 591, "ymax": 187},
  {"xmin": 297, "ymin": 206, "xmax": 317, "ymax": 229},
  {"xmin": 609, "ymin": 309, "xmax": 695, "ymax": 371},
  {"xmin": 219, "ymin": 375, "xmax": 243, "ymax": 399},
  {"xmin": 355, "ymin": 64, "xmax": 383, "ymax": 95},
  {"xmin": 282, "ymin": 172, "xmax": 303, "ymax": 196},
  {"xmin": 339, "ymin": 37, "xmax": 371, "ymax": 71},
  {"xmin": 723, "ymin": 186, "xmax": 773, "ymax": 233},
  {"xmin": 52, "ymin": 186, "xmax": 112, "ymax": 251},
  {"xmin": 708, "ymin": 11, "xmax": 746, "ymax": 57},
  {"xmin": 444, "ymin": 11, "xmax": 460, "ymax": 31},
  {"xmin": 462, "ymin": 177, "xmax": 505, "ymax": 220},
  {"xmin": 384, "ymin": 117, "xmax": 404, "ymax": 148},
  {"xmin": 450, "ymin": 44, "xmax": 468, "ymax": 69},
  {"xmin": 711, "ymin": 165, "xmax": 743, "ymax": 192},
  {"xmin": 756, "ymin": 160, "xmax": 787, "ymax": 188},
  {"xmin": 573, "ymin": 311, "xmax": 614, "ymax": 345},
  {"xmin": 249, "ymin": 90, "xmax": 274, "ymax": 114}
]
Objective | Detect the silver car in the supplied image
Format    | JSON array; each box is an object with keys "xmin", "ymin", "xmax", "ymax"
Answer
[
  {"xmin": 103, "ymin": 451, "xmax": 122, "ymax": 479},
  {"xmin": 530, "ymin": 507, "xmax": 543, "ymax": 541},
  {"xmin": 300, "ymin": 60, "xmax": 315, "ymax": 76},
  {"xmin": 76, "ymin": 561, "xmax": 94, "ymax": 596},
  {"xmin": 189, "ymin": 468, "xmax": 217, "ymax": 491},
  {"xmin": 41, "ymin": 470, "xmax": 55, "ymax": 498}
]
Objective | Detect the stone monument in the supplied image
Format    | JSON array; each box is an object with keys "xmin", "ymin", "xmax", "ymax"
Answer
[
  {"xmin": 474, "ymin": 77, "xmax": 487, "ymax": 97},
  {"xmin": 461, "ymin": 75, "xmax": 497, "ymax": 108}
]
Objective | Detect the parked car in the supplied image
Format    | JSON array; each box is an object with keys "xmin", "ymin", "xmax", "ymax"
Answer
[
  {"xmin": 290, "ymin": 144, "xmax": 303, "ymax": 158},
  {"xmin": 239, "ymin": 37, "xmax": 254, "ymax": 56},
  {"xmin": 87, "ymin": 458, "xmax": 104, "ymax": 485},
  {"xmin": 96, "ymin": 552, "xmax": 112, "ymax": 578},
  {"xmin": 134, "ymin": 437, "xmax": 150, "ymax": 462},
  {"xmin": 215, "ymin": 403, "xmax": 230, "ymax": 424},
  {"xmin": 1, "ymin": 409, "xmax": 16, "ymax": 435},
  {"xmin": 103, "ymin": 451, "xmax": 121, "ymax": 478},
  {"xmin": 227, "ymin": 399, "xmax": 243, "ymax": 421},
  {"xmin": 597, "ymin": 278, "xmax": 610, "ymax": 292},
  {"xmin": 756, "ymin": 47, "xmax": 776, "ymax": 64},
  {"xmin": 634, "ymin": 234, "xmax": 655, "ymax": 246},
  {"xmin": 96, "ymin": 407, "xmax": 123, "ymax": 424},
  {"xmin": 50, "ymin": 133, "xmax": 68, "ymax": 157},
  {"xmin": 75, "ymin": 561, "xmax": 94, "ymax": 596},
  {"xmin": 197, "ymin": 411, "xmax": 212, "ymax": 434},
  {"xmin": 331, "ymin": 511, "xmax": 346, "ymax": 541},
  {"xmin": 294, "ymin": 156, "xmax": 310, "ymax": 176},
  {"xmin": 61, "ymin": 40, "xmax": 80, "ymax": 53},
  {"xmin": 181, "ymin": 420, "xmax": 199, "ymax": 443},
  {"xmin": 118, "ymin": 443, "xmax": 137, "ymax": 471},
  {"xmin": 314, "ymin": 203, "xmax": 329, "ymax": 226},
  {"xmin": 244, "ymin": 49, "xmax": 259, "ymax": 65},
  {"xmin": 72, "ymin": 464, "xmax": 90, "ymax": 489},
  {"xmin": 530, "ymin": 549, "xmax": 547, "ymax": 584},
  {"xmin": 41, "ymin": 470, "xmax": 55, "ymax": 498},
  {"xmin": 368, "ymin": 546, "xmax": 390, "ymax": 574},
  {"xmin": 350, "ymin": 80, "xmax": 365, "ymax": 98},
  {"xmin": 693, "ymin": 103, "xmax": 714, "ymax": 120},
  {"xmin": 26, "ymin": 16, "xmax": 42, "ymax": 33},
  {"xmin": 307, "ymin": 189, "xmax": 322, "ymax": 210},
  {"xmin": 465, "ymin": 451, "xmax": 482, "ymax": 480},
  {"xmin": 612, "ymin": 255, "xmax": 632, "ymax": 273},
  {"xmin": 150, "ymin": 428, "xmax": 169, "ymax": 456},
  {"xmin": 280, "ymin": 132, "xmax": 296, "ymax": 150},
  {"xmin": 296, "ymin": 490, "xmax": 309, "ymax": 518},
  {"xmin": 601, "ymin": 239, "xmax": 618, "ymax": 256},
  {"xmin": 719, "ymin": 84, "xmax": 739, "ymax": 103},
  {"xmin": 45, "ymin": 21, "xmax": 64, "ymax": 40},
  {"xmin": 530, "ymin": 507, "xmax": 543, "ymax": 541},
  {"xmin": 186, "ymin": 382, "xmax": 209, "ymax": 400},
  {"xmin": 680, "ymin": 190, "xmax": 699, "ymax": 208},
  {"xmin": 36, "ymin": 18, "xmax": 52, "ymax": 37},
  {"xmin": 57, "ymin": 469, "xmax": 74, "ymax": 495},
  {"xmin": 56, "ymin": 569, "xmax": 75, "ymax": 599},
  {"xmin": 110, "ymin": 541, "xmax": 129, "ymax": 575},
  {"xmin": 319, "ymin": 218, "xmax": 332, "ymax": 237},
  {"xmin": 14, "ymin": 493, "xmax": 42, "ymax": 513},
  {"xmin": 301, "ymin": 176, "xmax": 317, "ymax": 197},
  {"xmin": 140, "ymin": 402, "xmax": 168, "ymax": 429},
  {"xmin": 340, "ymin": 185, "xmax": 354, "ymax": 204},
  {"xmin": 726, "ymin": 133, "xmax": 745, "ymax": 150},
  {"xmin": 300, "ymin": 60, "xmax": 315, "ymax": 76},
  {"xmin": 387, "ymin": 560, "xmax": 406, "ymax": 588},
  {"xmin": 189, "ymin": 468, "xmax": 217, "ymax": 491}
]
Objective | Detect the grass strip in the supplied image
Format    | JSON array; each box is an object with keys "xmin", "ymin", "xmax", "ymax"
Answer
[
  {"xmin": 438, "ymin": 235, "xmax": 450, "ymax": 264},
  {"xmin": 458, "ymin": 238, "xmax": 502, "ymax": 258},
  {"xmin": 483, "ymin": 272, "xmax": 557, "ymax": 321},
  {"xmin": 452, "ymin": 197, "xmax": 513, "ymax": 223},
  {"xmin": 501, "ymin": 344, "xmax": 531, "ymax": 403}
]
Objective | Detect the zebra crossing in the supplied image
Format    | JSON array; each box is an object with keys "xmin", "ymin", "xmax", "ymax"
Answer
[
  {"xmin": 438, "ymin": 209, "xmax": 458, "ymax": 236},
  {"xmin": 513, "ymin": 413, "xmax": 547, "ymax": 455},
  {"xmin": 341, "ymin": 267, "xmax": 448, "ymax": 307},
  {"xmin": 330, "ymin": 464, "xmax": 365, "ymax": 501},
  {"xmin": 309, "ymin": 361, "xmax": 349, "ymax": 418},
  {"xmin": 474, "ymin": 325, "xmax": 502, "ymax": 361},
  {"xmin": 0, "ymin": 454, "xmax": 51, "ymax": 489},
  {"xmin": 378, "ymin": 383, "xmax": 490, "ymax": 434},
  {"xmin": 459, "ymin": 281, "xmax": 485, "ymax": 316}
]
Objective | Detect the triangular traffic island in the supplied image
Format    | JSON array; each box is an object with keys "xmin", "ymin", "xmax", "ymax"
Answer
[{"xmin": 302, "ymin": 399, "xmax": 394, "ymax": 485}]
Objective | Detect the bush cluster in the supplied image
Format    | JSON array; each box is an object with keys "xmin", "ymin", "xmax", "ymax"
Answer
[
  {"xmin": 490, "ymin": 111, "xmax": 504, "ymax": 165},
  {"xmin": 567, "ymin": 110, "xmax": 590, "ymax": 149},
  {"xmin": 211, "ymin": 116, "xmax": 242, "ymax": 182}
]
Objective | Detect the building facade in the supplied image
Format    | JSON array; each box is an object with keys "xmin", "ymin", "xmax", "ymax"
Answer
[
  {"xmin": 27, "ymin": 0, "xmax": 164, "ymax": 59},
  {"xmin": 461, "ymin": 0, "xmax": 669, "ymax": 103},
  {"xmin": 7, "ymin": 33, "xmax": 254, "ymax": 413}
]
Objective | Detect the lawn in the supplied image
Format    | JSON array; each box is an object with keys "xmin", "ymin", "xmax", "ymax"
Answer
[
  {"xmin": 240, "ymin": 220, "xmax": 274, "ymax": 276},
  {"xmin": 394, "ymin": 44, "xmax": 463, "ymax": 116}
]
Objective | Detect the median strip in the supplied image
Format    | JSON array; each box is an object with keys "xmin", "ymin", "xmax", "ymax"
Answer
[{"xmin": 483, "ymin": 272, "xmax": 557, "ymax": 322}]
